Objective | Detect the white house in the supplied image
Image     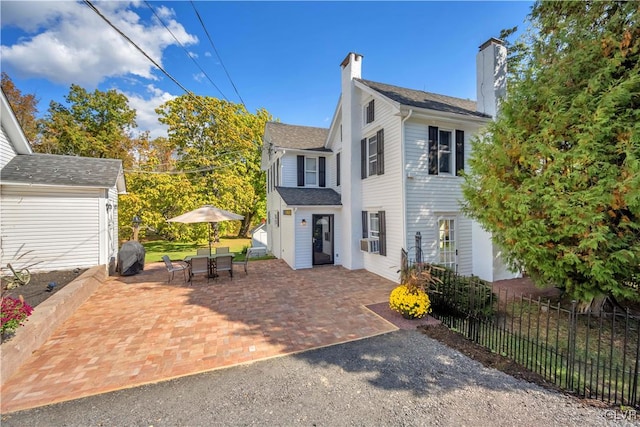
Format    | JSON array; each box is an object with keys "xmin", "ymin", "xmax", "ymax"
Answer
[
  {"xmin": 262, "ymin": 39, "xmax": 518, "ymax": 283},
  {"xmin": 0, "ymin": 90, "xmax": 126, "ymax": 275}
]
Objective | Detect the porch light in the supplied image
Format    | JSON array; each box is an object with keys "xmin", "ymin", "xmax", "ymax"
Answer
[{"xmin": 301, "ymin": 219, "xmax": 307, "ymax": 226}]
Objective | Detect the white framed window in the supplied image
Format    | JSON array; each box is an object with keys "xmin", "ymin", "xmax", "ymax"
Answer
[
  {"xmin": 428, "ymin": 126, "xmax": 464, "ymax": 176},
  {"xmin": 305, "ymin": 157, "xmax": 317, "ymax": 186},
  {"xmin": 368, "ymin": 134, "xmax": 378, "ymax": 176},
  {"xmin": 437, "ymin": 217, "xmax": 457, "ymax": 271},
  {"xmin": 438, "ymin": 130, "xmax": 452, "ymax": 174},
  {"xmin": 369, "ymin": 212, "xmax": 380, "ymax": 239}
]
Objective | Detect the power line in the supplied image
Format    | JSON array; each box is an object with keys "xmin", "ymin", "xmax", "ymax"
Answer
[
  {"xmin": 83, "ymin": 0, "xmax": 203, "ymax": 107},
  {"xmin": 190, "ymin": 0, "xmax": 246, "ymax": 107},
  {"xmin": 143, "ymin": 0, "xmax": 229, "ymax": 102}
]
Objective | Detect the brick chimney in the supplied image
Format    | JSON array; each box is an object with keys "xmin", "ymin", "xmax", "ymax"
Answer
[{"xmin": 476, "ymin": 38, "xmax": 507, "ymax": 118}]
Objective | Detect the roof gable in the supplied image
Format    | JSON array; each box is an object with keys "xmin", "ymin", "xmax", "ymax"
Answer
[
  {"xmin": 264, "ymin": 122, "xmax": 330, "ymax": 151},
  {"xmin": 356, "ymin": 79, "xmax": 490, "ymax": 119},
  {"xmin": 1, "ymin": 90, "xmax": 33, "ymax": 155}
]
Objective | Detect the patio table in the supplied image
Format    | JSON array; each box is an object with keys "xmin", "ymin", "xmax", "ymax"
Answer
[{"xmin": 184, "ymin": 253, "xmax": 236, "ymax": 278}]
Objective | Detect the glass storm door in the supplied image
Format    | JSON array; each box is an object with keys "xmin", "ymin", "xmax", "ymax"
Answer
[
  {"xmin": 438, "ymin": 217, "xmax": 457, "ymax": 271},
  {"xmin": 312, "ymin": 214, "xmax": 334, "ymax": 265}
]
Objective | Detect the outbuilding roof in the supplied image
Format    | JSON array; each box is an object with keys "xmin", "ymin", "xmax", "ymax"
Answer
[
  {"xmin": 357, "ymin": 79, "xmax": 490, "ymax": 118},
  {"xmin": 276, "ymin": 187, "xmax": 342, "ymax": 206},
  {"xmin": 264, "ymin": 122, "xmax": 330, "ymax": 151},
  {"xmin": 1, "ymin": 153, "xmax": 125, "ymax": 190}
]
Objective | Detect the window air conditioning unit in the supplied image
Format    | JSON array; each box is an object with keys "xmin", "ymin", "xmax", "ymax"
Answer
[{"xmin": 360, "ymin": 238, "xmax": 379, "ymax": 253}]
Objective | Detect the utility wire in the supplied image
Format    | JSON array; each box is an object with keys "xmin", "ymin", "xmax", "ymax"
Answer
[
  {"xmin": 143, "ymin": 0, "xmax": 229, "ymax": 102},
  {"xmin": 190, "ymin": 0, "xmax": 246, "ymax": 107},
  {"xmin": 83, "ymin": 0, "xmax": 204, "ymax": 108}
]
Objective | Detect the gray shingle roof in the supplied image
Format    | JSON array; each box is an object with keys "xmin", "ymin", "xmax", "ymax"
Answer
[
  {"xmin": 264, "ymin": 122, "xmax": 330, "ymax": 151},
  {"xmin": 357, "ymin": 79, "xmax": 490, "ymax": 118},
  {"xmin": 276, "ymin": 187, "xmax": 342, "ymax": 206},
  {"xmin": 1, "ymin": 154, "xmax": 123, "ymax": 188}
]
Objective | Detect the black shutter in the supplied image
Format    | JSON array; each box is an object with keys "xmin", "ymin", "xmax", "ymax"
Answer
[
  {"xmin": 362, "ymin": 211, "xmax": 368, "ymax": 238},
  {"xmin": 319, "ymin": 156, "xmax": 326, "ymax": 187},
  {"xmin": 361, "ymin": 138, "xmax": 367, "ymax": 179},
  {"xmin": 378, "ymin": 210, "xmax": 386, "ymax": 256},
  {"xmin": 336, "ymin": 153, "xmax": 341, "ymax": 186},
  {"xmin": 297, "ymin": 155, "xmax": 304, "ymax": 186},
  {"xmin": 366, "ymin": 99, "xmax": 375, "ymax": 123},
  {"xmin": 455, "ymin": 130, "xmax": 464, "ymax": 175},
  {"xmin": 428, "ymin": 126, "xmax": 439, "ymax": 175},
  {"xmin": 376, "ymin": 129, "xmax": 384, "ymax": 175}
]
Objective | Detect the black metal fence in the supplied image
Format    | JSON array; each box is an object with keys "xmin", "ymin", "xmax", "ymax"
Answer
[{"xmin": 423, "ymin": 266, "xmax": 640, "ymax": 408}]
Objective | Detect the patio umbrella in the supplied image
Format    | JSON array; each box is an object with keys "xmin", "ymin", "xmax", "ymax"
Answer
[{"xmin": 167, "ymin": 205, "xmax": 244, "ymax": 252}]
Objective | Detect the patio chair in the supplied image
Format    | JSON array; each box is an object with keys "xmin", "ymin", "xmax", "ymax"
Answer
[
  {"xmin": 233, "ymin": 248, "xmax": 255, "ymax": 275},
  {"xmin": 215, "ymin": 247, "xmax": 230, "ymax": 254},
  {"xmin": 189, "ymin": 255, "xmax": 210, "ymax": 283},
  {"xmin": 162, "ymin": 255, "xmax": 189, "ymax": 283},
  {"xmin": 215, "ymin": 254, "xmax": 233, "ymax": 280},
  {"xmin": 197, "ymin": 248, "xmax": 211, "ymax": 256}
]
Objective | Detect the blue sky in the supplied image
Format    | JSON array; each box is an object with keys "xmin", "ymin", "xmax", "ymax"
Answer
[{"xmin": 1, "ymin": 1, "xmax": 533, "ymax": 138}]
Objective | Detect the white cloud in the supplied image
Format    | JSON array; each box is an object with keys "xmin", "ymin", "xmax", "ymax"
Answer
[
  {"xmin": 193, "ymin": 72, "xmax": 205, "ymax": 83},
  {"xmin": 124, "ymin": 84, "xmax": 175, "ymax": 139},
  {"xmin": 0, "ymin": 1, "xmax": 198, "ymax": 87}
]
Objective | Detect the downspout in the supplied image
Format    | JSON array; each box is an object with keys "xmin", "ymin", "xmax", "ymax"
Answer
[{"xmin": 400, "ymin": 108, "xmax": 413, "ymax": 255}]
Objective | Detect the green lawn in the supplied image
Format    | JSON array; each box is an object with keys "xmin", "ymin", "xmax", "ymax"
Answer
[{"xmin": 142, "ymin": 238, "xmax": 273, "ymax": 263}]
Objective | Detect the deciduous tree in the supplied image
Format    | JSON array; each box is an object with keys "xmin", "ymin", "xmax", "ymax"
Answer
[
  {"xmin": 157, "ymin": 95, "xmax": 270, "ymax": 237},
  {"xmin": 1, "ymin": 72, "xmax": 39, "ymax": 143},
  {"xmin": 463, "ymin": 1, "xmax": 640, "ymax": 306},
  {"xmin": 38, "ymin": 85, "xmax": 138, "ymax": 167}
]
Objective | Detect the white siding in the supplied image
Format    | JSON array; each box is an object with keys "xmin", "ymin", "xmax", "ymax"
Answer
[
  {"xmin": 1, "ymin": 185, "xmax": 103, "ymax": 272},
  {"xmin": 403, "ymin": 120, "xmax": 478, "ymax": 275},
  {"xmin": 293, "ymin": 207, "xmax": 342, "ymax": 269},
  {"xmin": 280, "ymin": 154, "xmax": 298, "ymax": 187},
  {"xmin": 0, "ymin": 124, "xmax": 17, "ymax": 169},
  {"xmin": 359, "ymin": 92, "xmax": 404, "ymax": 283}
]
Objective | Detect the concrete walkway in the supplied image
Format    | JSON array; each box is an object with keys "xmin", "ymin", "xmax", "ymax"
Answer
[{"xmin": 0, "ymin": 259, "xmax": 399, "ymax": 413}]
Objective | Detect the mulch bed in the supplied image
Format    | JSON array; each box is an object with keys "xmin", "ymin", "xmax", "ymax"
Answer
[{"xmin": 2, "ymin": 269, "xmax": 87, "ymax": 308}]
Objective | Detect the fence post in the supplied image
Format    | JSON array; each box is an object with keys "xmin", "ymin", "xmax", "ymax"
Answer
[
  {"xmin": 632, "ymin": 312, "xmax": 640, "ymax": 406},
  {"xmin": 567, "ymin": 300, "xmax": 577, "ymax": 391},
  {"xmin": 415, "ymin": 232, "xmax": 422, "ymax": 272}
]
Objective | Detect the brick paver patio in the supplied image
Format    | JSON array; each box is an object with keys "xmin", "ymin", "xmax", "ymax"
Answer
[{"xmin": 0, "ymin": 259, "xmax": 398, "ymax": 413}]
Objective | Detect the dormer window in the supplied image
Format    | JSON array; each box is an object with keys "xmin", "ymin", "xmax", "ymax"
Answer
[{"xmin": 364, "ymin": 99, "xmax": 375, "ymax": 124}]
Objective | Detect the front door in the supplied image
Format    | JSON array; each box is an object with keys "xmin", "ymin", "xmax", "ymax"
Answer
[{"xmin": 312, "ymin": 214, "xmax": 334, "ymax": 265}]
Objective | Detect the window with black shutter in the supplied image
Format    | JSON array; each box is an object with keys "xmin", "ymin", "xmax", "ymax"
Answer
[
  {"xmin": 319, "ymin": 156, "xmax": 326, "ymax": 187},
  {"xmin": 297, "ymin": 155, "xmax": 305, "ymax": 186},
  {"xmin": 336, "ymin": 153, "xmax": 341, "ymax": 186}
]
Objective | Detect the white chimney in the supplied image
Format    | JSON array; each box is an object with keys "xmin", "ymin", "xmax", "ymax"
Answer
[
  {"xmin": 476, "ymin": 38, "xmax": 507, "ymax": 118},
  {"xmin": 339, "ymin": 52, "xmax": 364, "ymax": 270}
]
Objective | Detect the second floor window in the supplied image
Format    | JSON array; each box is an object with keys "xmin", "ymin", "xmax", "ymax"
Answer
[
  {"xmin": 361, "ymin": 129, "xmax": 385, "ymax": 179},
  {"xmin": 297, "ymin": 155, "xmax": 326, "ymax": 187},
  {"xmin": 305, "ymin": 158, "xmax": 317, "ymax": 186},
  {"xmin": 428, "ymin": 126, "xmax": 465, "ymax": 176}
]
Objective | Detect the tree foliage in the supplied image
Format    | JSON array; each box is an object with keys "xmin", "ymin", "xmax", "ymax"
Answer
[
  {"xmin": 463, "ymin": 1, "xmax": 640, "ymax": 303},
  {"xmin": 156, "ymin": 95, "xmax": 270, "ymax": 237},
  {"xmin": 1, "ymin": 72, "xmax": 39, "ymax": 143},
  {"xmin": 38, "ymin": 85, "xmax": 139, "ymax": 168}
]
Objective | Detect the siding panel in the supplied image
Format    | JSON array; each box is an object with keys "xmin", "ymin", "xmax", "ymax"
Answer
[{"xmin": 1, "ymin": 186, "xmax": 102, "ymax": 272}]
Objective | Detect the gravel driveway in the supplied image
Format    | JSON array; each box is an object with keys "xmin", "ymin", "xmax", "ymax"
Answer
[{"xmin": 1, "ymin": 330, "xmax": 634, "ymax": 426}]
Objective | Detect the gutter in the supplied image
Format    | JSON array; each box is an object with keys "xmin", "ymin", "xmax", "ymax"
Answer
[{"xmin": 400, "ymin": 109, "xmax": 413, "ymax": 252}]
